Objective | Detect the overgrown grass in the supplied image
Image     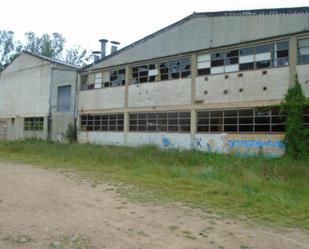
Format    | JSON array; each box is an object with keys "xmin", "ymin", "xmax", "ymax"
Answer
[{"xmin": 0, "ymin": 139, "xmax": 308, "ymax": 229}]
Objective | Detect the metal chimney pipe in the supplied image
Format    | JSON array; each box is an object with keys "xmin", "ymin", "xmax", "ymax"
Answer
[
  {"xmin": 110, "ymin": 41, "xmax": 120, "ymax": 54},
  {"xmin": 99, "ymin": 39, "xmax": 108, "ymax": 58},
  {"xmin": 92, "ymin": 51, "xmax": 101, "ymax": 62}
]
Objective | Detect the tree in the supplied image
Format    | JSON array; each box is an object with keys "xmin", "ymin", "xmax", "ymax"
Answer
[
  {"xmin": 65, "ymin": 45, "xmax": 91, "ymax": 67},
  {"xmin": 280, "ymin": 75, "xmax": 309, "ymax": 159},
  {"xmin": 0, "ymin": 30, "xmax": 91, "ymax": 68},
  {"xmin": 23, "ymin": 32, "xmax": 65, "ymax": 60},
  {"xmin": 0, "ymin": 30, "xmax": 17, "ymax": 70}
]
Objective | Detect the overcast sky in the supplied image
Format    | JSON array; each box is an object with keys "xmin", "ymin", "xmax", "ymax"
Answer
[{"xmin": 1, "ymin": 0, "xmax": 308, "ymax": 53}]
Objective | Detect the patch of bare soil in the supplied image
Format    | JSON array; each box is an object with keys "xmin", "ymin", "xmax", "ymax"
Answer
[{"xmin": 0, "ymin": 161, "xmax": 308, "ymax": 249}]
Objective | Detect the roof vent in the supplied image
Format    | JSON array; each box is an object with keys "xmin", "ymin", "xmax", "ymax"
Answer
[
  {"xmin": 92, "ymin": 51, "xmax": 101, "ymax": 62},
  {"xmin": 99, "ymin": 39, "xmax": 108, "ymax": 58},
  {"xmin": 110, "ymin": 41, "xmax": 120, "ymax": 54}
]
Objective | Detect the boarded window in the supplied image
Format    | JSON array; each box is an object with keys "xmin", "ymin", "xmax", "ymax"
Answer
[
  {"xmin": 197, "ymin": 40, "xmax": 289, "ymax": 76},
  {"xmin": 298, "ymin": 38, "xmax": 309, "ymax": 64},
  {"xmin": 57, "ymin": 85, "xmax": 71, "ymax": 112}
]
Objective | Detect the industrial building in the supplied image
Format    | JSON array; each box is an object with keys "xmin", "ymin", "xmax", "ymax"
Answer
[
  {"xmin": 0, "ymin": 51, "xmax": 78, "ymax": 141},
  {"xmin": 77, "ymin": 7, "xmax": 309, "ymax": 157}
]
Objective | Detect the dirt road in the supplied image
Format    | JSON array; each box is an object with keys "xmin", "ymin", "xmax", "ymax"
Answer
[{"xmin": 0, "ymin": 161, "xmax": 308, "ymax": 249}]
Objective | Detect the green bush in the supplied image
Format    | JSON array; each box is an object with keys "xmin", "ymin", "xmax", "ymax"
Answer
[
  {"xmin": 65, "ymin": 123, "xmax": 77, "ymax": 143},
  {"xmin": 281, "ymin": 75, "xmax": 309, "ymax": 159}
]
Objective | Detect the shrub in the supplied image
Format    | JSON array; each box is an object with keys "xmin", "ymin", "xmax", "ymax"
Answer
[
  {"xmin": 280, "ymin": 75, "xmax": 309, "ymax": 159},
  {"xmin": 65, "ymin": 123, "xmax": 77, "ymax": 143}
]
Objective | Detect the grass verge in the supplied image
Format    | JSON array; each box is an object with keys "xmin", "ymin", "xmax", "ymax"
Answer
[{"xmin": 0, "ymin": 139, "xmax": 308, "ymax": 229}]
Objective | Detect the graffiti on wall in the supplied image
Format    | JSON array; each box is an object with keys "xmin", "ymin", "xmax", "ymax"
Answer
[
  {"xmin": 162, "ymin": 137, "xmax": 175, "ymax": 148},
  {"xmin": 224, "ymin": 134, "xmax": 285, "ymax": 157},
  {"xmin": 195, "ymin": 133, "xmax": 285, "ymax": 157}
]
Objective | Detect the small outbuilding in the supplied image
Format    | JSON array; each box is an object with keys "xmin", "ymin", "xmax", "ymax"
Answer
[{"xmin": 0, "ymin": 51, "xmax": 79, "ymax": 141}]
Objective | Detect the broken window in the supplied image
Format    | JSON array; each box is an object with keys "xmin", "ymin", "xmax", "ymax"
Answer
[
  {"xmin": 80, "ymin": 114, "xmax": 124, "ymax": 131},
  {"xmin": 131, "ymin": 64, "xmax": 157, "ymax": 84},
  {"xmin": 159, "ymin": 58, "xmax": 191, "ymax": 81},
  {"xmin": 57, "ymin": 85, "xmax": 71, "ymax": 112},
  {"xmin": 110, "ymin": 69, "xmax": 126, "ymax": 87},
  {"xmin": 94, "ymin": 72, "xmax": 102, "ymax": 89},
  {"xmin": 129, "ymin": 111, "xmax": 190, "ymax": 133},
  {"xmin": 81, "ymin": 69, "xmax": 125, "ymax": 90},
  {"xmin": 198, "ymin": 40, "xmax": 289, "ymax": 76},
  {"xmin": 197, "ymin": 107, "xmax": 287, "ymax": 133},
  {"xmin": 24, "ymin": 117, "xmax": 44, "ymax": 131},
  {"xmin": 298, "ymin": 38, "xmax": 309, "ymax": 64},
  {"xmin": 131, "ymin": 58, "xmax": 190, "ymax": 84}
]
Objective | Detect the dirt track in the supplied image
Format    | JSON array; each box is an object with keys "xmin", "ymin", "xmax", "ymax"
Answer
[{"xmin": 0, "ymin": 161, "xmax": 308, "ymax": 249}]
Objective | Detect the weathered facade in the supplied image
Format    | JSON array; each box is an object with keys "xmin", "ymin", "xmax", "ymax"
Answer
[
  {"xmin": 77, "ymin": 7, "xmax": 309, "ymax": 157},
  {"xmin": 0, "ymin": 52, "xmax": 78, "ymax": 141}
]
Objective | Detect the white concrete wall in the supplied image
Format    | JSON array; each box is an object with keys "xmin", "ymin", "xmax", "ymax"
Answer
[
  {"xmin": 79, "ymin": 86, "xmax": 125, "ymax": 111},
  {"xmin": 296, "ymin": 64, "xmax": 309, "ymax": 97},
  {"xmin": 78, "ymin": 131, "xmax": 124, "ymax": 145},
  {"xmin": 50, "ymin": 68, "xmax": 77, "ymax": 142},
  {"xmin": 196, "ymin": 67, "xmax": 290, "ymax": 104},
  {"xmin": 128, "ymin": 79, "xmax": 191, "ymax": 108},
  {"xmin": 5, "ymin": 116, "xmax": 48, "ymax": 141},
  {"xmin": 0, "ymin": 53, "xmax": 51, "ymax": 118},
  {"xmin": 127, "ymin": 132, "xmax": 191, "ymax": 149}
]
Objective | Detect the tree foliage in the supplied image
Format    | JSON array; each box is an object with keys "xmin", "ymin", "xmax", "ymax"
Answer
[
  {"xmin": 281, "ymin": 75, "xmax": 309, "ymax": 159},
  {"xmin": 0, "ymin": 30, "xmax": 22, "ymax": 70},
  {"xmin": 0, "ymin": 30, "xmax": 91, "ymax": 69}
]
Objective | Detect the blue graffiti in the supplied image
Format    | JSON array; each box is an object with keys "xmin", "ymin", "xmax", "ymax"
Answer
[
  {"xmin": 227, "ymin": 139, "xmax": 285, "ymax": 150},
  {"xmin": 162, "ymin": 137, "xmax": 171, "ymax": 147},
  {"xmin": 195, "ymin": 138, "xmax": 202, "ymax": 149}
]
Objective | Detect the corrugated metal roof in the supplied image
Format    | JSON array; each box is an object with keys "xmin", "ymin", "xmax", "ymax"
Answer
[{"xmin": 81, "ymin": 6, "xmax": 309, "ymax": 72}]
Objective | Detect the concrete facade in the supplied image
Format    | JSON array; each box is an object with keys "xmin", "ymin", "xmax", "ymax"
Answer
[
  {"xmin": 0, "ymin": 52, "xmax": 78, "ymax": 141},
  {"xmin": 76, "ymin": 7, "xmax": 309, "ymax": 157}
]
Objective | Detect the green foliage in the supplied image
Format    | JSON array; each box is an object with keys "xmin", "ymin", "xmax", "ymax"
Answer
[
  {"xmin": 65, "ymin": 123, "xmax": 77, "ymax": 143},
  {"xmin": 0, "ymin": 30, "xmax": 22, "ymax": 70},
  {"xmin": 281, "ymin": 75, "xmax": 309, "ymax": 159},
  {"xmin": 0, "ymin": 141, "xmax": 308, "ymax": 229},
  {"xmin": 24, "ymin": 32, "xmax": 66, "ymax": 60},
  {"xmin": 0, "ymin": 30, "xmax": 91, "ymax": 68}
]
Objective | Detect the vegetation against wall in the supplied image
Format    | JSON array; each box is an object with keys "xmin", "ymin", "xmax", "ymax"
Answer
[{"xmin": 281, "ymin": 75, "xmax": 309, "ymax": 159}]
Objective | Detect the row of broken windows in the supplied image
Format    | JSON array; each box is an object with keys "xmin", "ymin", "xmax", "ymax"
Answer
[
  {"xmin": 81, "ymin": 38, "xmax": 309, "ymax": 90},
  {"xmin": 80, "ymin": 107, "xmax": 309, "ymax": 133}
]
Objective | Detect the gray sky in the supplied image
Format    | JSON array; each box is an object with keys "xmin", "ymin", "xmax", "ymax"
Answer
[{"xmin": 1, "ymin": 0, "xmax": 308, "ymax": 52}]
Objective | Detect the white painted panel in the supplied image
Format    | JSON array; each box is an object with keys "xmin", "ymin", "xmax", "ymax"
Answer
[
  {"xmin": 198, "ymin": 61, "xmax": 210, "ymax": 69},
  {"xmin": 298, "ymin": 38, "xmax": 309, "ymax": 47},
  {"xmin": 225, "ymin": 64, "xmax": 239, "ymax": 73},
  {"xmin": 255, "ymin": 52, "xmax": 271, "ymax": 61},
  {"xmin": 94, "ymin": 83, "xmax": 102, "ymax": 89},
  {"xmin": 239, "ymin": 55, "xmax": 254, "ymax": 63},
  {"xmin": 149, "ymin": 69, "xmax": 159, "ymax": 76},
  {"xmin": 102, "ymin": 71, "xmax": 110, "ymax": 82},
  {"xmin": 198, "ymin": 54, "xmax": 210, "ymax": 62},
  {"xmin": 211, "ymin": 66, "xmax": 224, "ymax": 74},
  {"xmin": 299, "ymin": 47, "xmax": 309, "ymax": 55}
]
